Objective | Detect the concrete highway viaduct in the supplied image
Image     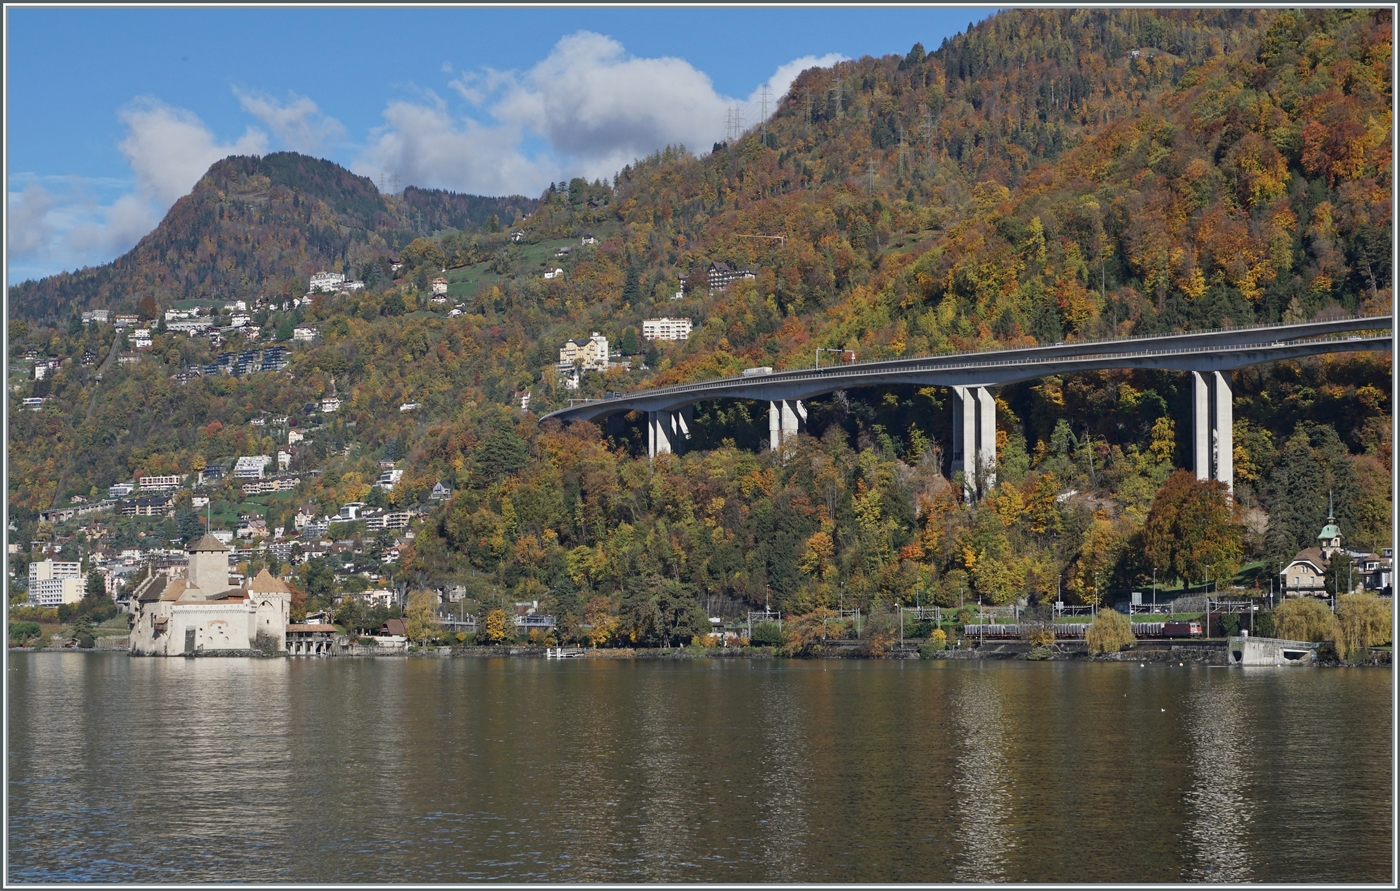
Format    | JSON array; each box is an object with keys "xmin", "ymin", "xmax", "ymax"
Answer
[{"xmin": 542, "ymin": 316, "xmax": 1392, "ymax": 500}]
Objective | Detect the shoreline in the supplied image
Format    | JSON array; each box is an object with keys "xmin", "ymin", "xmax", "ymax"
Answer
[{"xmin": 10, "ymin": 641, "xmax": 1391, "ymax": 666}]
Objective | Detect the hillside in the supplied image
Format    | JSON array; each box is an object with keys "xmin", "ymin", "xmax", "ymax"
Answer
[
  {"xmin": 7, "ymin": 153, "xmax": 537, "ymax": 324},
  {"xmin": 8, "ymin": 8, "xmax": 1391, "ymax": 638}
]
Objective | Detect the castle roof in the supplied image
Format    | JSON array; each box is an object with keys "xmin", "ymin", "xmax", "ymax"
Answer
[
  {"xmin": 248, "ymin": 568, "xmax": 293, "ymax": 594},
  {"xmin": 187, "ymin": 533, "xmax": 229, "ymax": 553}
]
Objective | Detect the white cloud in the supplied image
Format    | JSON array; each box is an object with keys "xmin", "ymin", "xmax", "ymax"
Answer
[
  {"xmin": 747, "ymin": 53, "xmax": 847, "ymax": 107},
  {"xmin": 354, "ymin": 99, "xmax": 554, "ymax": 197},
  {"xmin": 62, "ymin": 193, "xmax": 162, "ymax": 259},
  {"xmin": 234, "ymin": 88, "xmax": 345, "ymax": 156},
  {"xmin": 118, "ymin": 97, "xmax": 267, "ymax": 206},
  {"xmin": 493, "ymin": 31, "xmax": 732, "ymax": 179},
  {"xmin": 7, "ymin": 184, "xmax": 56, "ymax": 257},
  {"xmin": 361, "ymin": 33, "xmax": 848, "ymax": 195}
]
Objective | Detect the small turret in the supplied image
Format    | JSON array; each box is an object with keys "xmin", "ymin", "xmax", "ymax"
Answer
[{"xmin": 1318, "ymin": 491, "xmax": 1342, "ymax": 557}]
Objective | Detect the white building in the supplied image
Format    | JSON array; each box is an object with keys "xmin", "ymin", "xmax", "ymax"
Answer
[
  {"xmin": 309, "ymin": 271, "xmax": 346, "ymax": 293},
  {"xmin": 138, "ymin": 474, "xmax": 184, "ymax": 492},
  {"xmin": 29, "ymin": 559, "xmax": 84, "ymax": 607},
  {"xmin": 375, "ymin": 468, "xmax": 403, "ymax": 491},
  {"xmin": 642, "ymin": 317, "xmax": 693, "ymax": 342},
  {"xmin": 543, "ymin": 268, "xmax": 564, "ymax": 280},
  {"xmin": 233, "ymin": 455, "xmax": 273, "ymax": 479},
  {"xmin": 109, "ymin": 482, "xmax": 136, "ymax": 498},
  {"xmin": 293, "ymin": 326, "xmax": 319, "ymax": 342},
  {"xmin": 133, "ymin": 330, "xmax": 153, "ymax": 348},
  {"xmin": 431, "ymin": 277, "xmax": 449, "ymax": 295},
  {"xmin": 320, "ymin": 396, "xmax": 341, "ymax": 413},
  {"xmin": 558, "ymin": 332, "xmax": 609, "ymax": 371}
]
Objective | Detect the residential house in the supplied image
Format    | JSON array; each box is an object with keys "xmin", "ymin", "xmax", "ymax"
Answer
[
  {"xmin": 558, "ymin": 332, "xmax": 609, "ymax": 371},
  {"xmin": 642, "ymin": 317, "xmax": 693, "ymax": 342},
  {"xmin": 580, "ymin": 233, "xmax": 597, "ymax": 245},
  {"xmin": 293, "ymin": 326, "xmax": 319, "ymax": 342},
  {"xmin": 137, "ymin": 474, "xmax": 183, "ymax": 492},
  {"xmin": 374, "ymin": 468, "xmax": 403, "ymax": 491},
  {"xmin": 1280, "ymin": 503, "xmax": 1353, "ymax": 596},
  {"xmin": 233, "ymin": 455, "xmax": 273, "ymax": 479},
  {"xmin": 430, "ymin": 482, "xmax": 452, "ymax": 501},
  {"xmin": 431, "ymin": 277, "xmax": 449, "ymax": 295},
  {"xmin": 133, "ymin": 329, "xmax": 153, "ymax": 348},
  {"xmin": 28, "ymin": 559, "xmax": 83, "ymax": 607},
  {"xmin": 122, "ymin": 494, "xmax": 173, "ymax": 517},
  {"xmin": 309, "ymin": 271, "xmax": 345, "ymax": 293},
  {"xmin": 543, "ymin": 267, "xmax": 564, "ymax": 280},
  {"xmin": 320, "ymin": 396, "xmax": 341, "ymax": 413},
  {"xmin": 687, "ymin": 261, "xmax": 756, "ymax": 295}
]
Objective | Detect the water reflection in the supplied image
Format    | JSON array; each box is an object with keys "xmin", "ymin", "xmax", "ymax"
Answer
[
  {"xmin": 7, "ymin": 655, "xmax": 1389, "ymax": 884},
  {"xmin": 949, "ymin": 667, "xmax": 1012, "ymax": 882},
  {"xmin": 631, "ymin": 670, "xmax": 704, "ymax": 880},
  {"xmin": 1182, "ymin": 673, "xmax": 1256, "ymax": 882},
  {"xmin": 752, "ymin": 673, "xmax": 813, "ymax": 881}
]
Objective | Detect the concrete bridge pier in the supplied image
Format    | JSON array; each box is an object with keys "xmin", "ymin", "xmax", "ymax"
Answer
[
  {"xmin": 648, "ymin": 406, "xmax": 692, "ymax": 459},
  {"xmin": 951, "ymin": 385, "xmax": 996, "ymax": 501},
  {"xmin": 769, "ymin": 399, "xmax": 807, "ymax": 451},
  {"xmin": 1191, "ymin": 371, "xmax": 1233, "ymax": 494}
]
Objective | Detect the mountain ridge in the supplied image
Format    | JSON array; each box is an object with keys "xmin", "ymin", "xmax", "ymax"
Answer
[{"xmin": 8, "ymin": 152, "xmax": 538, "ymax": 323}]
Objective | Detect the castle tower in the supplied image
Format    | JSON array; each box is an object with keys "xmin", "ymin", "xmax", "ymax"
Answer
[
  {"xmin": 186, "ymin": 533, "xmax": 232, "ymax": 596},
  {"xmin": 247, "ymin": 569, "xmax": 292, "ymax": 651}
]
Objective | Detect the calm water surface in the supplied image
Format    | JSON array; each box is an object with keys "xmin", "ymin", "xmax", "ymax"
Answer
[{"xmin": 6, "ymin": 653, "xmax": 1393, "ymax": 883}]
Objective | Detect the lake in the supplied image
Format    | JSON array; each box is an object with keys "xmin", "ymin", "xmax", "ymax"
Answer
[{"xmin": 6, "ymin": 653, "xmax": 1392, "ymax": 883}]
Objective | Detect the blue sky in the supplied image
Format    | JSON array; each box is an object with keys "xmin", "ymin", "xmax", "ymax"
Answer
[{"xmin": 6, "ymin": 6, "xmax": 994, "ymax": 285}]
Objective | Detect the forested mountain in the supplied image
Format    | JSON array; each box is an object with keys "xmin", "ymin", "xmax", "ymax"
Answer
[
  {"xmin": 7, "ymin": 154, "xmax": 537, "ymax": 324},
  {"xmin": 9, "ymin": 9, "xmax": 1391, "ymax": 636}
]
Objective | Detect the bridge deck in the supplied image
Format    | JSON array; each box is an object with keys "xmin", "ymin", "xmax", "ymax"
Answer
[{"xmin": 543, "ymin": 316, "xmax": 1392, "ymax": 424}]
